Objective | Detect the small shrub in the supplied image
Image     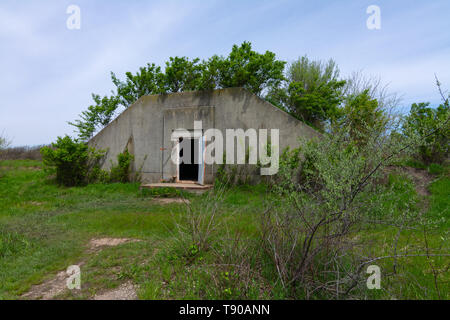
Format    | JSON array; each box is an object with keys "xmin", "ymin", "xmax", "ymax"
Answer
[
  {"xmin": 268, "ymin": 146, "xmax": 301, "ymax": 192},
  {"xmin": 109, "ymin": 150, "xmax": 134, "ymax": 183},
  {"xmin": 258, "ymin": 116, "xmax": 418, "ymax": 298},
  {"xmin": 215, "ymin": 150, "xmax": 259, "ymax": 188},
  {"xmin": 87, "ymin": 165, "xmax": 110, "ymax": 184},
  {"xmin": 40, "ymin": 136, "xmax": 106, "ymax": 186}
]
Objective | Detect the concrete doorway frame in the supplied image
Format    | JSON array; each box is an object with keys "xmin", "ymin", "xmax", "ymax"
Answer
[{"xmin": 172, "ymin": 129, "xmax": 205, "ymax": 185}]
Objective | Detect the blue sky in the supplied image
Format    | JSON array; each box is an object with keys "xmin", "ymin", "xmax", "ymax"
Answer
[{"xmin": 1, "ymin": 0, "xmax": 449, "ymax": 146}]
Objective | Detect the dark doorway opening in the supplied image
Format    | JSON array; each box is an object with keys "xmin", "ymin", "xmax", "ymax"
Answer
[{"xmin": 179, "ymin": 137, "xmax": 199, "ymax": 181}]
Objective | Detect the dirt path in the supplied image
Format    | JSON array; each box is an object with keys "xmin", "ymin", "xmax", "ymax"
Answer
[
  {"xmin": 21, "ymin": 237, "xmax": 141, "ymax": 300},
  {"xmin": 152, "ymin": 197, "xmax": 190, "ymax": 205},
  {"xmin": 385, "ymin": 166, "xmax": 435, "ymax": 196},
  {"xmin": 93, "ymin": 281, "xmax": 137, "ymax": 300},
  {"xmin": 87, "ymin": 237, "xmax": 140, "ymax": 252},
  {"xmin": 21, "ymin": 269, "xmax": 80, "ymax": 300}
]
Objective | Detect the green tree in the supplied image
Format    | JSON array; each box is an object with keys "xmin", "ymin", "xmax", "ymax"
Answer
[
  {"xmin": 164, "ymin": 57, "xmax": 206, "ymax": 92},
  {"xmin": 70, "ymin": 42, "xmax": 285, "ymax": 140},
  {"xmin": 214, "ymin": 42, "xmax": 286, "ymax": 96},
  {"xmin": 111, "ymin": 63, "xmax": 166, "ymax": 107},
  {"xmin": 336, "ymin": 90, "xmax": 387, "ymax": 147},
  {"xmin": 403, "ymin": 102, "xmax": 449, "ymax": 164},
  {"xmin": 268, "ymin": 56, "xmax": 345, "ymax": 130},
  {"xmin": 69, "ymin": 95, "xmax": 121, "ymax": 141}
]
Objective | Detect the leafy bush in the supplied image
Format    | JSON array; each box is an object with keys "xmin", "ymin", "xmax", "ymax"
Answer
[
  {"xmin": 257, "ymin": 108, "xmax": 426, "ymax": 298},
  {"xmin": 403, "ymin": 102, "xmax": 449, "ymax": 165},
  {"xmin": 40, "ymin": 136, "xmax": 106, "ymax": 186},
  {"xmin": 336, "ymin": 90, "xmax": 387, "ymax": 148},
  {"xmin": 267, "ymin": 56, "xmax": 345, "ymax": 130},
  {"xmin": 109, "ymin": 150, "xmax": 134, "ymax": 183},
  {"xmin": 268, "ymin": 146, "xmax": 301, "ymax": 192},
  {"xmin": 215, "ymin": 150, "xmax": 259, "ymax": 188}
]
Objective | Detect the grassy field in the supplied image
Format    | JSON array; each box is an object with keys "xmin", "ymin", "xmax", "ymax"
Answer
[{"xmin": 0, "ymin": 160, "xmax": 448, "ymax": 299}]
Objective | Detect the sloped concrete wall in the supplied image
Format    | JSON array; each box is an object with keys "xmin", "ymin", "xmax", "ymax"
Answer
[{"xmin": 89, "ymin": 88, "xmax": 319, "ymax": 184}]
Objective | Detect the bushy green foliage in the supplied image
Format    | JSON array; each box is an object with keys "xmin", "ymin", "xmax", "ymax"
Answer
[
  {"xmin": 109, "ymin": 150, "xmax": 134, "ymax": 183},
  {"xmin": 403, "ymin": 102, "xmax": 449, "ymax": 165},
  {"xmin": 335, "ymin": 90, "xmax": 387, "ymax": 147},
  {"xmin": 40, "ymin": 136, "xmax": 106, "ymax": 186},
  {"xmin": 261, "ymin": 119, "xmax": 423, "ymax": 298},
  {"xmin": 40, "ymin": 136, "xmax": 140, "ymax": 186},
  {"xmin": 268, "ymin": 56, "xmax": 345, "ymax": 129},
  {"xmin": 215, "ymin": 42, "xmax": 286, "ymax": 95},
  {"xmin": 71, "ymin": 42, "xmax": 286, "ymax": 140},
  {"xmin": 215, "ymin": 162, "xmax": 242, "ymax": 188},
  {"xmin": 215, "ymin": 158, "xmax": 229, "ymax": 187},
  {"xmin": 269, "ymin": 146, "xmax": 301, "ymax": 192},
  {"xmin": 40, "ymin": 136, "xmax": 89, "ymax": 186},
  {"xmin": 257, "ymin": 78, "xmax": 450, "ymax": 297},
  {"xmin": 215, "ymin": 148, "xmax": 259, "ymax": 187}
]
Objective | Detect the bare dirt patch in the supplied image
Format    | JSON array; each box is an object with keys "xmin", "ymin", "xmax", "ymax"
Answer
[
  {"xmin": 26, "ymin": 201, "xmax": 44, "ymax": 206},
  {"xmin": 93, "ymin": 281, "xmax": 137, "ymax": 300},
  {"xmin": 21, "ymin": 265, "xmax": 84, "ymax": 300},
  {"xmin": 88, "ymin": 237, "xmax": 141, "ymax": 250},
  {"xmin": 152, "ymin": 197, "xmax": 190, "ymax": 205},
  {"xmin": 385, "ymin": 166, "xmax": 434, "ymax": 196},
  {"xmin": 402, "ymin": 167, "xmax": 434, "ymax": 196},
  {"xmin": 22, "ymin": 237, "xmax": 140, "ymax": 300}
]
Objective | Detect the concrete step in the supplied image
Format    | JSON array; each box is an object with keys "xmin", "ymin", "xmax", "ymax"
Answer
[{"xmin": 140, "ymin": 182, "xmax": 213, "ymax": 194}]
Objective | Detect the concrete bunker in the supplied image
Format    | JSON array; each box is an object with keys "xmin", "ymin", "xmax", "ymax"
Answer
[{"xmin": 88, "ymin": 88, "xmax": 319, "ymax": 185}]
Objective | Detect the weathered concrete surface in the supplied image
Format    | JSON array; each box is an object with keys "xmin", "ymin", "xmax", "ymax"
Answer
[
  {"xmin": 89, "ymin": 88, "xmax": 319, "ymax": 184},
  {"xmin": 141, "ymin": 182, "xmax": 213, "ymax": 194}
]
